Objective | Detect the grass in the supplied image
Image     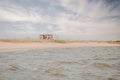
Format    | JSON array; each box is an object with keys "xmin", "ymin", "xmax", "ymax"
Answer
[
  {"xmin": 52, "ymin": 40, "xmax": 67, "ymax": 43},
  {"xmin": 0, "ymin": 39, "xmax": 42, "ymax": 43},
  {"xmin": 0, "ymin": 38, "xmax": 120, "ymax": 44},
  {"xmin": 0, "ymin": 39, "xmax": 68, "ymax": 43},
  {"xmin": 106, "ymin": 40, "xmax": 120, "ymax": 44}
]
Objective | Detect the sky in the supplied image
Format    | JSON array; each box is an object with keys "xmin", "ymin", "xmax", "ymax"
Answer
[{"xmin": 0, "ymin": 0, "xmax": 120, "ymax": 40}]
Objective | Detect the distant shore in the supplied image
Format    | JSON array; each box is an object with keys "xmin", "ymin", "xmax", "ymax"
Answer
[{"xmin": 0, "ymin": 39, "xmax": 120, "ymax": 52}]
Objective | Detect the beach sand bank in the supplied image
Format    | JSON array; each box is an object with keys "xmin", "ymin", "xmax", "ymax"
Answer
[{"xmin": 0, "ymin": 42, "xmax": 119, "ymax": 52}]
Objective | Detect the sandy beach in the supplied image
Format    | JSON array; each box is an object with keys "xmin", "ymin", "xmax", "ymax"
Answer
[{"xmin": 0, "ymin": 42, "xmax": 119, "ymax": 52}]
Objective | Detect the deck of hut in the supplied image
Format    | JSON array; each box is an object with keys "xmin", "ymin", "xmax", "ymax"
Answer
[{"xmin": 40, "ymin": 34, "xmax": 53, "ymax": 40}]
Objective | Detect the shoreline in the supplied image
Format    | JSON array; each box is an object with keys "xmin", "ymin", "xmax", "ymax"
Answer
[{"xmin": 0, "ymin": 42, "xmax": 120, "ymax": 52}]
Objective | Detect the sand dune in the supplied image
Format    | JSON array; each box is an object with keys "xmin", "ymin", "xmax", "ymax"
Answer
[{"xmin": 0, "ymin": 42, "xmax": 119, "ymax": 52}]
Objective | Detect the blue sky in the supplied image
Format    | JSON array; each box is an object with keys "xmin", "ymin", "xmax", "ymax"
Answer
[{"xmin": 0, "ymin": 0, "xmax": 120, "ymax": 40}]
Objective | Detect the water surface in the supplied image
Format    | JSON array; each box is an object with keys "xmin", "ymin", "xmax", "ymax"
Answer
[{"xmin": 0, "ymin": 47, "xmax": 120, "ymax": 80}]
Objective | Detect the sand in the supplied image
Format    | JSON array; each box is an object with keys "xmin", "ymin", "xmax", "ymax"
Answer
[{"xmin": 0, "ymin": 42, "xmax": 119, "ymax": 52}]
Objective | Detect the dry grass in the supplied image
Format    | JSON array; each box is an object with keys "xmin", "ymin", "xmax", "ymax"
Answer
[
  {"xmin": 0, "ymin": 39, "xmax": 43, "ymax": 43},
  {"xmin": 0, "ymin": 39, "xmax": 120, "ymax": 44},
  {"xmin": 0, "ymin": 39, "xmax": 55, "ymax": 43},
  {"xmin": 52, "ymin": 40, "xmax": 67, "ymax": 43},
  {"xmin": 0, "ymin": 39, "xmax": 68, "ymax": 43},
  {"xmin": 105, "ymin": 40, "xmax": 120, "ymax": 44}
]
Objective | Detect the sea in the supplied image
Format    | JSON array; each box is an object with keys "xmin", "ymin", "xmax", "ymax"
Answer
[{"xmin": 0, "ymin": 46, "xmax": 120, "ymax": 80}]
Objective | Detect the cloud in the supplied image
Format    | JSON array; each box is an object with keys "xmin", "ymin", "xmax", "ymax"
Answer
[
  {"xmin": 0, "ymin": 6, "xmax": 44, "ymax": 22},
  {"xmin": 0, "ymin": 0, "xmax": 120, "ymax": 40},
  {"xmin": 52, "ymin": 0, "xmax": 120, "ymax": 39}
]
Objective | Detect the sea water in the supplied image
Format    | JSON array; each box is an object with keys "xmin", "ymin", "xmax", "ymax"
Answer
[{"xmin": 0, "ymin": 47, "xmax": 120, "ymax": 80}]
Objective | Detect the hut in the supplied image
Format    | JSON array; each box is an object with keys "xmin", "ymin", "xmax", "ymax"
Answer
[{"xmin": 40, "ymin": 34, "xmax": 53, "ymax": 40}]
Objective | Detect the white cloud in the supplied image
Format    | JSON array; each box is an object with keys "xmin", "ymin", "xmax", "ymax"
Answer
[
  {"xmin": 0, "ymin": 0, "xmax": 120, "ymax": 40},
  {"xmin": 0, "ymin": 5, "xmax": 45, "ymax": 22},
  {"xmin": 60, "ymin": 0, "xmax": 120, "ymax": 18}
]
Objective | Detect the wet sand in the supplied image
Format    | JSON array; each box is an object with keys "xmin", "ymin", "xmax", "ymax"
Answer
[{"xmin": 0, "ymin": 42, "xmax": 119, "ymax": 52}]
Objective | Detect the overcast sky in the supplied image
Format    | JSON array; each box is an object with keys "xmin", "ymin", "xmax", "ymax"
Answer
[{"xmin": 0, "ymin": 0, "xmax": 120, "ymax": 40}]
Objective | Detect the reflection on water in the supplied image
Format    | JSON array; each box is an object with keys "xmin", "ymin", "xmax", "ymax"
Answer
[{"xmin": 0, "ymin": 47, "xmax": 120, "ymax": 80}]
